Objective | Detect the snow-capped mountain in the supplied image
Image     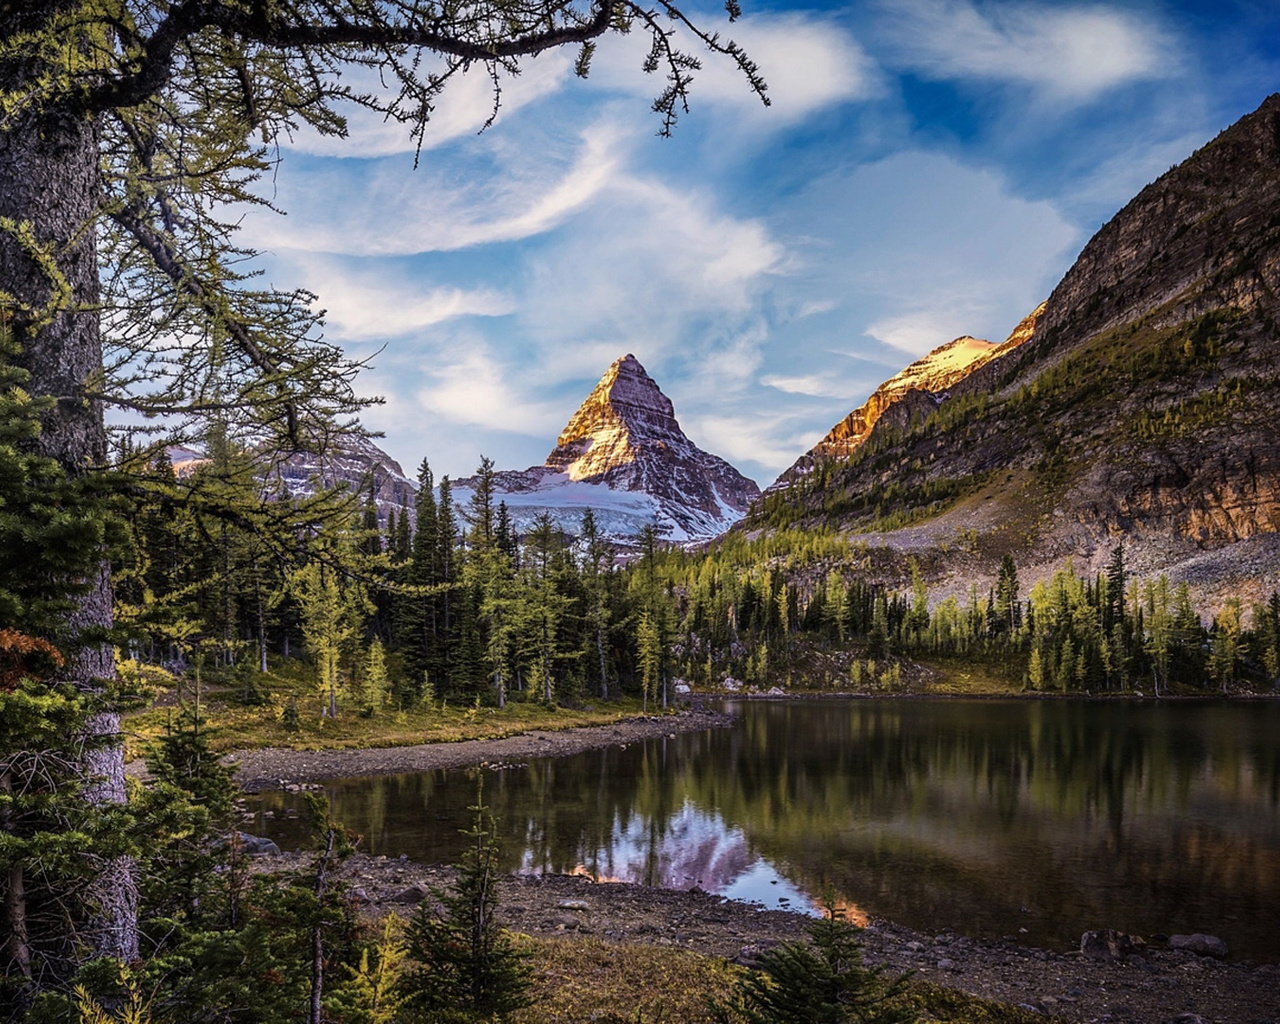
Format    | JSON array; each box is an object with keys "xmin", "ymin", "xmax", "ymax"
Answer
[
  {"xmin": 266, "ymin": 354, "xmax": 759, "ymax": 543},
  {"xmin": 268, "ymin": 433, "xmax": 417, "ymax": 520},
  {"xmin": 453, "ymin": 354, "xmax": 761, "ymax": 542}
]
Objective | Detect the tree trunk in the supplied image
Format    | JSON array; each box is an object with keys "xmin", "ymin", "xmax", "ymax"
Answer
[
  {"xmin": 0, "ymin": 3, "xmax": 138, "ymax": 963},
  {"xmin": 596, "ymin": 611, "xmax": 608, "ymax": 700},
  {"xmin": 1, "ymin": 772, "xmax": 32, "ymax": 989}
]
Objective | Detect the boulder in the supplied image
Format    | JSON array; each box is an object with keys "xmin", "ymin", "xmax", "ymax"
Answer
[
  {"xmin": 1080, "ymin": 929, "xmax": 1146, "ymax": 959},
  {"xmin": 229, "ymin": 832, "xmax": 280, "ymax": 856},
  {"xmin": 391, "ymin": 881, "xmax": 430, "ymax": 904},
  {"xmin": 1168, "ymin": 933, "xmax": 1228, "ymax": 958}
]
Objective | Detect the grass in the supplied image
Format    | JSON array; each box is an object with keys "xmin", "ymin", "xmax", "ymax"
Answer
[
  {"xmin": 120, "ymin": 658, "xmax": 661, "ymax": 760},
  {"xmin": 507, "ymin": 935, "xmax": 1055, "ymax": 1024},
  {"xmin": 916, "ymin": 658, "xmax": 1026, "ymax": 696}
]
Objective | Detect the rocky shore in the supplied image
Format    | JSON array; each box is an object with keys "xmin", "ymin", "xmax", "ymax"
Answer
[
  {"xmin": 219, "ymin": 706, "xmax": 733, "ymax": 793},
  {"xmin": 223, "ymin": 704, "xmax": 1279, "ymax": 1022},
  {"xmin": 247, "ymin": 852, "xmax": 1280, "ymax": 1023}
]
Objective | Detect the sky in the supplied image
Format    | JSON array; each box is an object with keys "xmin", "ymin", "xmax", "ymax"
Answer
[{"xmin": 239, "ymin": 0, "xmax": 1280, "ymax": 487}]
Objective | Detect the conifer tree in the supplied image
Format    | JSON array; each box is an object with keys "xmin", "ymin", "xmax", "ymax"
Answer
[
  {"xmin": 3, "ymin": 0, "xmax": 763, "ymax": 968},
  {"xmin": 401, "ymin": 784, "xmax": 531, "ymax": 1022},
  {"xmin": 714, "ymin": 904, "xmax": 915, "ymax": 1024},
  {"xmin": 580, "ymin": 509, "xmax": 613, "ymax": 698}
]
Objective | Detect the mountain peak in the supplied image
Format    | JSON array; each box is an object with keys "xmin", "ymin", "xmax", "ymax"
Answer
[{"xmin": 546, "ymin": 354, "xmax": 682, "ymax": 478}]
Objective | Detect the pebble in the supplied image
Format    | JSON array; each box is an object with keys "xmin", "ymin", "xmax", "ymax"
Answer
[{"xmin": 936, "ymin": 958, "xmax": 956, "ymax": 970}]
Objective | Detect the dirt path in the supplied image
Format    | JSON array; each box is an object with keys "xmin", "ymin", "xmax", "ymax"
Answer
[{"xmin": 215, "ymin": 707, "xmax": 732, "ymax": 793}]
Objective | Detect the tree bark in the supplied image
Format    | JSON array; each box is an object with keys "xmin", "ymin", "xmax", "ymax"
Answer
[
  {"xmin": 1, "ymin": 772, "xmax": 32, "ymax": 988},
  {"xmin": 0, "ymin": 1, "xmax": 139, "ymax": 963}
]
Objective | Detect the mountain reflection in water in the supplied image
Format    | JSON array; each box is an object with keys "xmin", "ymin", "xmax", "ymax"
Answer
[{"xmin": 249, "ymin": 698, "xmax": 1280, "ymax": 961}]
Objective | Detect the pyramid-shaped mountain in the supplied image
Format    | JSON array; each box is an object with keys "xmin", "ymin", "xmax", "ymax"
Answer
[{"xmin": 456, "ymin": 354, "xmax": 761, "ymax": 541}]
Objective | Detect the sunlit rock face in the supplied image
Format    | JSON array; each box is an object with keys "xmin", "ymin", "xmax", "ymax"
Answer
[
  {"xmin": 454, "ymin": 354, "xmax": 761, "ymax": 543},
  {"xmin": 770, "ymin": 305, "xmax": 1043, "ymax": 492},
  {"xmin": 262, "ymin": 355, "xmax": 759, "ymax": 543}
]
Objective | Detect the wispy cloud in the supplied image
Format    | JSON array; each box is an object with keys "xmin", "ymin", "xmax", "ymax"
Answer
[
  {"xmin": 414, "ymin": 345, "xmax": 568, "ymax": 438},
  {"xmin": 244, "ymin": 122, "xmax": 624, "ymax": 256},
  {"xmin": 588, "ymin": 12, "xmax": 878, "ymax": 127},
  {"xmin": 278, "ymin": 256, "xmax": 513, "ymax": 340},
  {"xmin": 881, "ymin": 0, "xmax": 1179, "ymax": 101},
  {"xmin": 687, "ymin": 410, "xmax": 827, "ymax": 476},
  {"xmin": 760, "ymin": 373, "xmax": 867, "ymax": 400}
]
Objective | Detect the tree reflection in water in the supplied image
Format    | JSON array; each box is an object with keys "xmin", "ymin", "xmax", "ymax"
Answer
[{"xmin": 253, "ymin": 699, "xmax": 1280, "ymax": 960}]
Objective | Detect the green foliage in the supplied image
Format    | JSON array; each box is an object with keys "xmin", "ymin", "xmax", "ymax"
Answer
[
  {"xmin": 401, "ymin": 786, "xmax": 531, "ymax": 1022},
  {"xmin": 329, "ymin": 914, "xmax": 410, "ymax": 1024},
  {"xmin": 713, "ymin": 906, "xmax": 916, "ymax": 1024},
  {"xmin": 0, "ymin": 331, "xmax": 122, "ymax": 664}
]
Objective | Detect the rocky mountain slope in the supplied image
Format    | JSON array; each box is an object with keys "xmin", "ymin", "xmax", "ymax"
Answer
[
  {"xmin": 770, "ymin": 305, "xmax": 1044, "ymax": 491},
  {"xmin": 268, "ymin": 434, "xmax": 417, "ymax": 521},
  {"xmin": 453, "ymin": 355, "xmax": 760, "ymax": 542},
  {"xmin": 752, "ymin": 94, "xmax": 1280, "ymax": 606}
]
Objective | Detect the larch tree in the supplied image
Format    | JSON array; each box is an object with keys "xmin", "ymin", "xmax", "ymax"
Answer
[{"xmin": 0, "ymin": 0, "xmax": 766, "ymax": 966}]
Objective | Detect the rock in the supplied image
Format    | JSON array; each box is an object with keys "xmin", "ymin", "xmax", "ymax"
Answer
[
  {"xmin": 557, "ymin": 900, "xmax": 590, "ymax": 911},
  {"xmin": 1080, "ymin": 929, "xmax": 1147, "ymax": 959},
  {"xmin": 391, "ymin": 882, "xmax": 430, "ymax": 904},
  {"xmin": 935, "ymin": 958, "xmax": 956, "ymax": 971},
  {"xmin": 1168, "ymin": 934, "xmax": 1228, "ymax": 958},
  {"xmin": 1168, "ymin": 1015, "xmax": 1210, "ymax": 1024},
  {"xmin": 230, "ymin": 832, "xmax": 280, "ymax": 856},
  {"xmin": 904, "ymin": 941, "xmax": 924, "ymax": 952}
]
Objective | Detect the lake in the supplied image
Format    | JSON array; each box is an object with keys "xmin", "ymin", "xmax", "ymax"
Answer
[{"xmin": 248, "ymin": 698, "xmax": 1280, "ymax": 961}]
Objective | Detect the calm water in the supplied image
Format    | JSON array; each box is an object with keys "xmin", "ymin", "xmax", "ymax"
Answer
[{"xmin": 249, "ymin": 698, "xmax": 1280, "ymax": 961}]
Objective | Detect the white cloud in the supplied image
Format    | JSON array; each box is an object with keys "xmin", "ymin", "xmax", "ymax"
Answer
[
  {"xmin": 588, "ymin": 12, "xmax": 877, "ymax": 126},
  {"xmin": 244, "ymin": 122, "xmax": 624, "ymax": 256},
  {"xmin": 415, "ymin": 346, "xmax": 567, "ymax": 437},
  {"xmin": 519, "ymin": 172, "xmax": 782, "ymax": 366},
  {"xmin": 279, "ymin": 257, "xmax": 512, "ymax": 340},
  {"xmin": 863, "ymin": 310, "xmax": 973, "ymax": 356},
  {"xmin": 761, "ymin": 373, "xmax": 865, "ymax": 399},
  {"xmin": 881, "ymin": 0, "xmax": 1178, "ymax": 101},
  {"xmin": 775, "ymin": 149, "xmax": 1080, "ymax": 357},
  {"xmin": 686, "ymin": 411, "xmax": 826, "ymax": 476}
]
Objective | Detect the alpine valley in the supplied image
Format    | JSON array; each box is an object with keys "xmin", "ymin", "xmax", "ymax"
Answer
[{"xmin": 276, "ymin": 95, "xmax": 1280, "ymax": 605}]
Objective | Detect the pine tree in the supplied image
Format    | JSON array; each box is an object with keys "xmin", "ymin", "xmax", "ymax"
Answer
[
  {"xmin": 401, "ymin": 786, "xmax": 531, "ymax": 1022},
  {"xmin": 714, "ymin": 904, "xmax": 916, "ymax": 1024},
  {"xmin": 2, "ymin": 0, "xmax": 763, "ymax": 968},
  {"xmin": 580, "ymin": 509, "xmax": 613, "ymax": 698}
]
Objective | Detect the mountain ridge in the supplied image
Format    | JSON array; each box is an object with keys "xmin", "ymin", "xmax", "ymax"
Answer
[
  {"xmin": 747, "ymin": 94, "xmax": 1280, "ymax": 607},
  {"xmin": 454, "ymin": 354, "xmax": 760, "ymax": 541}
]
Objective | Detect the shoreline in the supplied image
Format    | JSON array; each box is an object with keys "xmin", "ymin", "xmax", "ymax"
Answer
[
  {"xmin": 249, "ymin": 851, "xmax": 1280, "ymax": 1023},
  {"xmin": 220, "ymin": 705, "xmax": 733, "ymax": 793},
  {"xmin": 212, "ymin": 690, "xmax": 1280, "ymax": 794},
  {"xmin": 227, "ymin": 697, "xmax": 1280, "ymax": 1020}
]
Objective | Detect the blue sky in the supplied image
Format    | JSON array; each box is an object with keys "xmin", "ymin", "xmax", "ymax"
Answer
[{"xmin": 240, "ymin": 0, "xmax": 1280, "ymax": 486}]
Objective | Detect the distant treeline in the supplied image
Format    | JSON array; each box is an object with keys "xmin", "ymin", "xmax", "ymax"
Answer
[
  {"xmin": 116, "ymin": 438, "xmax": 1279, "ymax": 705},
  {"xmin": 647, "ymin": 536, "xmax": 1280, "ymax": 694}
]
